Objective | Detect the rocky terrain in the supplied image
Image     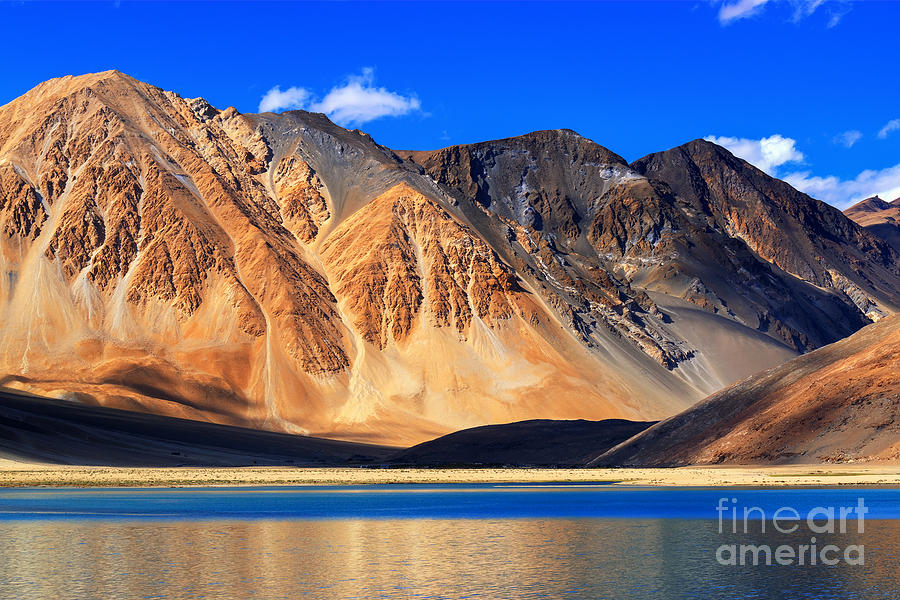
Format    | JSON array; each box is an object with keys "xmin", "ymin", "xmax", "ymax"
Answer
[
  {"xmin": 845, "ymin": 195, "xmax": 900, "ymax": 252},
  {"xmin": 590, "ymin": 315, "xmax": 900, "ymax": 466},
  {"xmin": 0, "ymin": 71, "xmax": 897, "ymax": 446}
]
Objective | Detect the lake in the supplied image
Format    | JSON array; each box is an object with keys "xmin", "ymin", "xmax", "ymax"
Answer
[{"xmin": 0, "ymin": 484, "xmax": 898, "ymax": 599}]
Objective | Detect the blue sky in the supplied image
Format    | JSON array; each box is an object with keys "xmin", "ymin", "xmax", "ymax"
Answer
[{"xmin": 1, "ymin": 0, "xmax": 898, "ymax": 207}]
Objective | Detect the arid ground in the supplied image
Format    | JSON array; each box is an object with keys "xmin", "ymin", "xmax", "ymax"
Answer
[{"xmin": 1, "ymin": 460, "xmax": 898, "ymax": 488}]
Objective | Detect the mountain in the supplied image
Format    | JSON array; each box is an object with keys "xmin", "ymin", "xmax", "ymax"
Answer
[
  {"xmin": 389, "ymin": 418, "xmax": 655, "ymax": 466},
  {"xmin": 0, "ymin": 386, "xmax": 394, "ymax": 466},
  {"xmin": 845, "ymin": 196, "xmax": 900, "ymax": 252},
  {"xmin": 0, "ymin": 71, "xmax": 696, "ymax": 446},
  {"xmin": 0, "ymin": 71, "xmax": 897, "ymax": 446},
  {"xmin": 590, "ymin": 315, "xmax": 900, "ymax": 466},
  {"xmin": 401, "ymin": 136, "xmax": 898, "ymax": 374},
  {"xmin": 845, "ymin": 195, "xmax": 900, "ymax": 220},
  {"xmin": 631, "ymin": 142, "xmax": 900, "ymax": 323}
]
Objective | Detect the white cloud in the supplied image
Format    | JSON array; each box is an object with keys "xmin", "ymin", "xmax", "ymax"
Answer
[
  {"xmin": 825, "ymin": 2, "xmax": 852, "ymax": 27},
  {"xmin": 878, "ymin": 118, "xmax": 900, "ymax": 139},
  {"xmin": 784, "ymin": 165, "xmax": 900, "ymax": 209},
  {"xmin": 834, "ymin": 130, "xmax": 862, "ymax": 148},
  {"xmin": 717, "ymin": 0, "xmax": 851, "ymax": 25},
  {"xmin": 704, "ymin": 134, "xmax": 805, "ymax": 175},
  {"xmin": 707, "ymin": 129, "xmax": 899, "ymax": 209},
  {"xmin": 719, "ymin": 0, "xmax": 771, "ymax": 23},
  {"xmin": 258, "ymin": 85, "xmax": 311, "ymax": 113},
  {"xmin": 258, "ymin": 69, "xmax": 421, "ymax": 126},
  {"xmin": 308, "ymin": 69, "xmax": 420, "ymax": 126},
  {"xmin": 791, "ymin": 0, "xmax": 824, "ymax": 21}
]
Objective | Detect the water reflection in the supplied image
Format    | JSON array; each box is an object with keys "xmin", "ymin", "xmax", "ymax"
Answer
[{"xmin": 0, "ymin": 518, "xmax": 898, "ymax": 599}]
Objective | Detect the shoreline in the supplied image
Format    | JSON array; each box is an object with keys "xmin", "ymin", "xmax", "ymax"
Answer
[{"xmin": 1, "ymin": 462, "xmax": 899, "ymax": 488}]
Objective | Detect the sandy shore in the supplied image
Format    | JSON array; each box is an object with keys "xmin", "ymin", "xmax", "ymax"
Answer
[{"xmin": 0, "ymin": 460, "xmax": 898, "ymax": 488}]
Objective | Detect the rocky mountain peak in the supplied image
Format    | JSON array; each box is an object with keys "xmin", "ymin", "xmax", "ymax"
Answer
[
  {"xmin": 634, "ymin": 138, "xmax": 900, "ymax": 313},
  {"xmin": 848, "ymin": 195, "xmax": 893, "ymax": 213}
]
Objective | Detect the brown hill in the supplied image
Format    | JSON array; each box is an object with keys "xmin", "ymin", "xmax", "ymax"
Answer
[
  {"xmin": 0, "ymin": 71, "xmax": 897, "ymax": 446},
  {"xmin": 845, "ymin": 196, "xmax": 900, "ymax": 252},
  {"xmin": 590, "ymin": 315, "xmax": 900, "ymax": 466},
  {"xmin": 845, "ymin": 196, "xmax": 899, "ymax": 222},
  {"xmin": 389, "ymin": 418, "xmax": 655, "ymax": 466}
]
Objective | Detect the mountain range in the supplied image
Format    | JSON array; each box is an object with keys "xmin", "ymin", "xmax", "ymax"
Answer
[{"xmin": 0, "ymin": 71, "xmax": 897, "ymax": 448}]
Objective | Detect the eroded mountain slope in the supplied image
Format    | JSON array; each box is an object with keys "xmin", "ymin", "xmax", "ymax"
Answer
[{"xmin": 0, "ymin": 72, "xmax": 694, "ymax": 445}]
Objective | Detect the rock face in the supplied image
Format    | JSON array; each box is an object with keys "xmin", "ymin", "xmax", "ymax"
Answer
[
  {"xmin": 845, "ymin": 196, "xmax": 900, "ymax": 253},
  {"xmin": 591, "ymin": 315, "xmax": 900, "ymax": 466},
  {"xmin": 400, "ymin": 134, "xmax": 899, "ymax": 386},
  {"xmin": 0, "ymin": 71, "xmax": 897, "ymax": 445}
]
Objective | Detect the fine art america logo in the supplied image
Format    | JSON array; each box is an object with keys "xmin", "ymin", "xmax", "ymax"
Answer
[{"xmin": 715, "ymin": 497, "xmax": 867, "ymax": 566}]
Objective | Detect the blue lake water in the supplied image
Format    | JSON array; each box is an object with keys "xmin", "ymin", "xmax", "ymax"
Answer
[{"xmin": 0, "ymin": 484, "xmax": 898, "ymax": 599}]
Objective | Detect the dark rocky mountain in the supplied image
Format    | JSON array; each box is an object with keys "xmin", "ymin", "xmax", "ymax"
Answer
[
  {"xmin": 402, "ymin": 135, "xmax": 898, "ymax": 382},
  {"xmin": 633, "ymin": 142, "xmax": 900, "ymax": 321}
]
